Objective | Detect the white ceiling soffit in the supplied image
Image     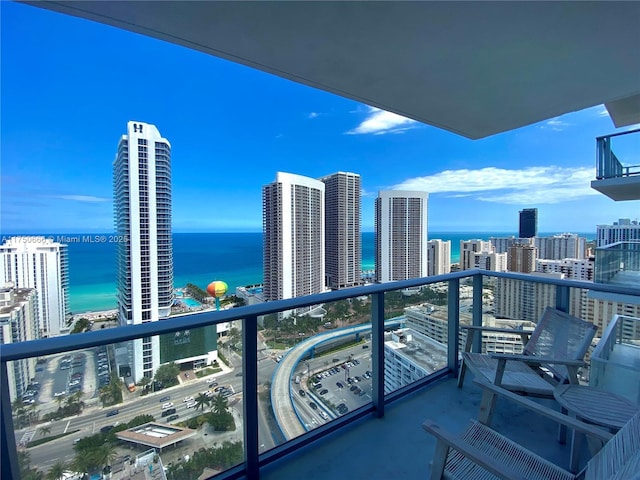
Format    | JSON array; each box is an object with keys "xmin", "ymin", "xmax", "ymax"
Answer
[{"xmin": 26, "ymin": 1, "xmax": 640, "ymax": 139}]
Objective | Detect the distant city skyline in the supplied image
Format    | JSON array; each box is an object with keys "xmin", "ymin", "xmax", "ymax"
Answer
[{"xmin": 2, "ymin": 2, "xmax": 639, "ymax": 236}]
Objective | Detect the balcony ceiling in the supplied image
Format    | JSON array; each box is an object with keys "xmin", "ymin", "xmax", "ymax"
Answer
[{"xmin": 27, "ymin": 1, "xmax": 640, "ymax": 139}]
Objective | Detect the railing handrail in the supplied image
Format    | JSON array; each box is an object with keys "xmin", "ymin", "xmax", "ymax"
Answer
[
  {"xmin": 596, "ymin": 240, "xmax": 640, "ymax": 250},
  {"xmin": 596, "ymin": 128, "xmax": 640, "ymax": 141},
  {"xmin": 2, "ymin": 270, "xmax": 639, "ymax": 362}
]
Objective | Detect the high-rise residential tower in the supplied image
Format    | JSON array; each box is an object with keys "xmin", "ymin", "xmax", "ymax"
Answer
[
  {"xmin": 507, "ymin": 244, "xmax": 537, "ymax": 273},
  {"xmin": 519, "ymin": 208, "xmax": 538, "ymax": 238},
  {"xmin": 320, "ymin": 172, "xmax": 362, "ymax": 290},
  {"xmin": 427, "ymin": 239, "xmax": 451, "ymax": 276},
  {"xmin": 596, "ymin": 218, "xmax": 640, "ymax": 247},
  {"xmin": 460, "ymin": 240, "xmax": 492, "ymax": 271},
  {"xmin": 0, "ymin": 236, "xmax": 69, "ymax": 337},
  {"xmin": 535, "ymin": 233, "xmax": 586, "ymax": 260},
  {"xmin": 114, "ymin": 121, "xmax": 173, "ymax": 381},
  {"xmin": 375, "ymin": 190, "xmax": 429, "ymax": 283},
  {"xmin": 0, "ymin": 285, "xmax": 38, "ymax": 401},
  {"xmin": 263, "ymin": 172, "xmax": 325, "ymax": 314}
]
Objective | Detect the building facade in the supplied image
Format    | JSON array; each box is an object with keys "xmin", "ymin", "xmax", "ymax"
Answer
[
  {"xmin": 518, "ymin": 208, "xmax": 538, "ymax": 238},
  {"xmin": 320, "ymin": 172, "xmax": 362, "ymax": 290},
  {"xmin": 375, "ymin": 190, "xmax": 429, "ymax": 283},
  {"xmin": 490, "ymin": 236, "xmax": 533, "ymax": 254},
  {"xmin": 460, "ymin": 240, "xmax": 492, "ymax": 271},
  {"xmin": 427, "ymin": 239, "xmax": 451, "ymax": 276},
  {"xmin": 507, "ymin": 244, "xmax": 537, "ymax": 273},
  {"xmin": 0, "ymin": 285, "xmax": 38, "ymax": 402},
  {"xmin": 596, "ymin": 218, "xmax": 640, "ymax": 247},
  {"xmin": 473, "ymin": 251, "xmax": 507, "ymax": 272},
  {"xmin": 263, "ymin": 172, "xmax": 326, "ymax": 313},
  {"xmin": 114, "ymin": 121, "xmax": 174, "ymax": 381},
  {"xmin": 536, "ymin": 258, "xmax": 595, "ymax": 281},
  {"xmin": 0, "ymin": 237, "xmax": 69, "ymax": 337},
  {"xmin": 535, "ymin": 233, "xmax": 586, "ymax": 260}
]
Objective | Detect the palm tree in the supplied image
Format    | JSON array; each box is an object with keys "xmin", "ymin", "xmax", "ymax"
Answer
[
  {"xmin": 39, "ymin": 426, "xmax": 51, "ymax": 438},
  {"xmin": 46, "ymin": 460, "xmax": 67, "ymax": 480},
  {"xmin": 194, "ymin": 393, "xmax": 210, "ymax": 412},
  {"xmin": 211, "ymin": 393, "xmax": 229, "ymax": 415}
]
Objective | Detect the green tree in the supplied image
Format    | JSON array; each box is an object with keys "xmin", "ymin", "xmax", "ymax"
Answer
[
  {"xmin": 211, "ymin": 393, "xmax": 229, "ymax": 415},
  {"xmin": 39, "ymin": 426, "xmax": 51, "ymax": 437},
  {"xmin": 154, "ymin": 362, "xmax": 180, "ymax": 388},
  {"xmin": 70, "ymin": 317, "xmax": 90, "ymax": 334},
  {"xmin": 46, "ymin": 460, "xmax": 67, "ymax": 480},
  {"xmin": 194, "ymin": 393, "xmax": 210, "ymax": 413}
]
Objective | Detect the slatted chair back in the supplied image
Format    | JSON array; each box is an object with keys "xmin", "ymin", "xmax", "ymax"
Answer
[
  {"xmin": 524, "ymin": 307, "xmax": 598, "ymax": 382},
  {"xmin": 585, "ymin": 410, "xmax": 640, "ymax": 480}
]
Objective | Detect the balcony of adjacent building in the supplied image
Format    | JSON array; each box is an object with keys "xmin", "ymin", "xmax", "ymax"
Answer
[
  {"xmin": 590, "ymin": 128, "xmax": 640, "ymax": 201},
  {"xmin": 590, "ymin": 241, "xmax": 640, "ymax": 305},
  {"xmin": 3, "ymin": 270, "xmax": 640, "ymax": 480}
]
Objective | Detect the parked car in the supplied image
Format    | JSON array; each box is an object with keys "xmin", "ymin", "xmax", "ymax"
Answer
[
  {"xmin": 159, "ymin": 395, "xmax": 171, "ymax": 402},
  {"xmin": 106, "ymin": 409, "xmax": 119, "ymax": 417},
  {"xmin": 183, "ymin": 396, "xmax": 194, "ymax": 403},
  {"xmin": 299, "ymin": 389, "xmax": 306, "ymax": 396},
  {"xmin": 167, "ymin": 414, "xmax": 179, "ymax": 422}
]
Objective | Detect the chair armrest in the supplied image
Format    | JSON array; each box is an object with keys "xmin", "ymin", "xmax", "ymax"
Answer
[
  {"xmin": 490, "ymin": 354, "xmax": 584, "ymax": 367},
  {"xmin": 422, "ymin": 419, "xmax": 530, "ymax": 480},
  {"xmin": 473, "ymin": 380, "xmax": 613, "ymax": 443}
]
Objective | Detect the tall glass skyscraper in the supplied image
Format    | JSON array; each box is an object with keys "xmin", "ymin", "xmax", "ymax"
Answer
[
  {"xmin": 113, "ymin": 121, "xmax": 173, "ymax": 381},
  {"xmin": 320, "ymin": 172, "xmax": 362, "ymax": 290},
  {"xmin": 518, "ymin": 208, "xmax": 538, "ymax": 238},
  {"xmin": 375, "ymin": 190, "xmax": 429, "ymax": 283}
]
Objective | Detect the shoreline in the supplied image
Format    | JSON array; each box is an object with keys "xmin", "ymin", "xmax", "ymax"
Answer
[{"xmin": 72, "ymin": 309, "xmax": 117, "ymax": 321}]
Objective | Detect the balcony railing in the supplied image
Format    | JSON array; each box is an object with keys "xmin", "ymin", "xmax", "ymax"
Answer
[
  {"xmin": 594, "ymin": 241, "xmax": 640, "ymax": 290},
  {"xmin": 1, "ymin": 270, "xmax": 639, "ymax": 480},
  {"xmin": 595, "ymin": 128, "xmax": 640, "ymax": 180}
]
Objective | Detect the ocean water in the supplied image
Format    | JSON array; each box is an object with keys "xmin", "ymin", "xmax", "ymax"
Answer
[{"xmin": 66, "ymin": 231, "xmax": 593, "ymax": 313}]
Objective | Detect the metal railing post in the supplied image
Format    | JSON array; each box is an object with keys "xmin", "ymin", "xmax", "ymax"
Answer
[
  {"xmin": 1, "ymin": 361, "xmax": 20, "ymax": 480},
  {"xmin": 447, "ymin": 278, "xmax": 460, "ymax": 374},
  {"xmin": 555, "ymin": 285, "xmax": 570, "ymax": 313},
  {"xmin": 472, "ymin": 274, "xmax": 483, "ymax": 354},
  {"xmin": 242, "ymin": 315, "xmax": 259, "ymax": 478},
  {"xmin": 371, "ymin": 291, "xmax": 385, "ymax": 418}
]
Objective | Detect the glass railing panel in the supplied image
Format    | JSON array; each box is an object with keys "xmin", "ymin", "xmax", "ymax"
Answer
[
  {"xmin": 10, "ymin": 322, "xmax": 244, "ymax": 480},
  {"xmin": 262, "ymin": 295, "xmax": 373, "ymax": 446},
  {"xmin": 595, "ymin": 242, "xmax": 640, "ymax": 287},
  {"xmin": 385, "ymin": 282, "xmax": 449, "ymax": 395}
]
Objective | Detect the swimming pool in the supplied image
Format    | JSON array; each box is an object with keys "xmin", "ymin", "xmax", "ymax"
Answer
[{"xmin": 183, "ymin": 297, "xmax": 201, "ymax": 308}]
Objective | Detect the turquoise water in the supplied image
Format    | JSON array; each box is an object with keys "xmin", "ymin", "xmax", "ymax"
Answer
[
  {"xmin": 182, "ymin": 297, "xmax": 201, "ymax": 308},
  {"xmin": 62, "ymin": 231, "xmax": 593, "ymax": 313}
]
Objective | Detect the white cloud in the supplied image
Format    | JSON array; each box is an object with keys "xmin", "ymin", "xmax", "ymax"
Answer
[
  {"xmin": 346, "ymin": 107, "xmax": 419, "ymax": 135},
  {"xmin": 56, "ymin": 195, "xmax": 109, "ymax": 203},
  {"xmin": 391, "ymin": 166, "xmax": 598, "ymax": 205},
  {"xmin": 308, "ymin": 112, "xmax": 320, "ymax": 119},
  {"xmin": 540, "ymin": 117, "xmax": 571, "ymax": 131}
]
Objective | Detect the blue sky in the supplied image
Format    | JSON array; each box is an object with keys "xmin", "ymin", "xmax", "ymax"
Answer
[{"xmin": 2, "ymin": 2, "xmax": 638, "ymax": 235}]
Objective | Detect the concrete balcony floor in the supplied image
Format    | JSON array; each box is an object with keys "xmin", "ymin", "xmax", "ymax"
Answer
[{"xmin": 262, "ymin": 376, "xmax": 575, "ymax": 480}]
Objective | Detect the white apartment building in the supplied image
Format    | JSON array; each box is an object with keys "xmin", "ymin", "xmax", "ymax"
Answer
[
  {"xmin": 473, "ymin": 251, "xmax": 507, "ymax": 272},
  {"xmin": 427, "ymin": 239, "xmax": 451, "ymax": 276},
  {"xmin": 460, "ymin": 240, "xmax": 492, "ymax": 271},
  {"xmin": 375, "ymin": 190, "xmax": 429, "ymax": 283},
  {"xmin": 114, "ymin": 121, "xmax": 174, "ymax": 381},
  {"xmin": 320, "ymin": 172, "xmax": 362, "ymax": 290},
  {"xmin": 536, "ymin": 258, "xmax": 595, "ymax": 281},
  {"xmin": 0, "ymin": 236, "xmax": 69, "ymax": 337},
  {"xmin": 0, "ymin": 285, "xmax": 38, "ymax": 401},
  {"xmin": 597, "ymin": 218, "xmax": 640, "ymax": 247},
  {"xmin": 404, "ymin": 304, "xmax": 536, "ymax": 355},
  {"xmin": 494, "ymin": 272, "xmax": 583, "ymax": 322},
  {"xmin": 263, "ymin": 172, "xmax": 325, "ymax": 314},
  {"xmin": 535, "ymin": 233, "xmax": 587, "ymax": 260},
  {"xmin": 383, "ymin": 328, "xmax": 446, "ymax": 393}
]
